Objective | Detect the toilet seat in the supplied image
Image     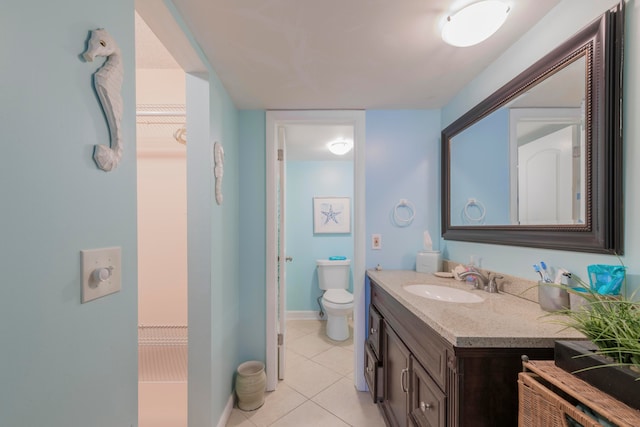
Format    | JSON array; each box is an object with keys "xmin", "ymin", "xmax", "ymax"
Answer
[{"xmin": 323, "ymin": 289, "xmax": 353, "ymax": 304}]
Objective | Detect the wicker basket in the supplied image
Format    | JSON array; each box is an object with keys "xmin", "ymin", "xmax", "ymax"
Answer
[
  {"xmin": 519, "ymin": 360, "xmax": 640, "ymax": 427},
  {"xmin": 518, "ymin": 373, "xmax": 601, "ymax": 427}
]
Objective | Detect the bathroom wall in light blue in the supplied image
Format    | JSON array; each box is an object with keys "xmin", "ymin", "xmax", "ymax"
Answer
[
  {"xmin": 0, "ymin": 1, "xmax": 137, "ymax": 426},
  {"xmin": 450, "ymin": 108, "xmax": 510, "ymax": 225},
  {"xmin": 186, "ymin": 74, "xmax": 242, "ymax": 425},
  {"xmin": 238, "ymin": 110, "xmax": 267, "ymax": 361},
  {"xmin": 365, "ymin": 110, "xmax": 442, "ymax": 270},
  {"xmin": 441, "ymin": 0, "xmax": 640, "ymax": 297},
  {"xmin": 209, "ymin": 80, "xmax": 242, "ymax": 423},
  {"xmin": 286, "ymin": 161, "xmax": 354, "ymax": 311}
]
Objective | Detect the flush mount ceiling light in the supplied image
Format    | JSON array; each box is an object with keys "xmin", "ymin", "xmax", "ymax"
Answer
[
  {"xmin": 441, "ymin": 0, "xmax": 511, "ymax": 47},
  {"xmin": 327, "ymin": 139, "xmax": 353, "ymax": 155}
]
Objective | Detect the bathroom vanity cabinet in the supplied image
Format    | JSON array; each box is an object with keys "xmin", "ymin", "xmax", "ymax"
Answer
[{"xmin": 367, "ymin": 280, "xmax": 555, "ymax": 427}]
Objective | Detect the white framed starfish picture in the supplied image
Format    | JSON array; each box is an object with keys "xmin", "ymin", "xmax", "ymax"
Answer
[{"xmin": 313, "ymin": 197, "xmax": 351, "ymax": 234}]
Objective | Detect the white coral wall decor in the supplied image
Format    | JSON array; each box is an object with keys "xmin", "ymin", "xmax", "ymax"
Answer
[{"xmin": 83, "ymin": 29, "xmax": 124, "ymax": 172}]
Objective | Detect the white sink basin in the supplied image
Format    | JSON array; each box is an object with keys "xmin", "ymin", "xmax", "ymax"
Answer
[{"xmin": 403, "ymin": 284, "xmax": 484, "ymax": 303}]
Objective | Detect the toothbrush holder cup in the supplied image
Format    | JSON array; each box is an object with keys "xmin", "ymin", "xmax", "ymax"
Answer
[{"xmin": 538, "ymin": 281, "xmax": 569, "ymax": 312}]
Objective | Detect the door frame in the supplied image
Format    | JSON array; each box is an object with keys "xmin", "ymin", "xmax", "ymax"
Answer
[
  {"xmin": 265, "ymin": 110, "xmax": 366, "ymax": 391},
  {"xmin": 135, "ymin": 1, "xmax": 214, "ymax": 425}
]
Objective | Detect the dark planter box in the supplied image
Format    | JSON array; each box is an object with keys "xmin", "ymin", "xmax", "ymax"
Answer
[{"xmin": 555, "ymin": 340, "xmax": 640, "ymax": 410}]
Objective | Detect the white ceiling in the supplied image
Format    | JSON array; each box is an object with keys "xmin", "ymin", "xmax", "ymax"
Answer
[
  {"xmin": 158, "ymin": 0, "xmax": 561, "ymax": 110},
  {"xmin": 135, "ymin": 1, "xmax": 564, "ymax": 158},
  {"xmin": 135, "ymin": 12, "xmax": 180, "ymax": 69},
  {"xmin": 284, "ymin": 124, "xmax": 354, "ymax": 161}
]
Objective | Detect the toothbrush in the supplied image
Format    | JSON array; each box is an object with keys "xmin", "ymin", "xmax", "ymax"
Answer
[
  {"xmin": 540, "ymin": 261, "xmax": 552, "ymax": 283},
  {"xmin": 533, "ymin": 264, "xmax": 544, "ymax": 282}
]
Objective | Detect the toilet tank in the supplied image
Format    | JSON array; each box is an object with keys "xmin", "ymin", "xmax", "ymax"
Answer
[{"xmin": 316, "ymin": 259, "xmax": 351, "ymax": 290}]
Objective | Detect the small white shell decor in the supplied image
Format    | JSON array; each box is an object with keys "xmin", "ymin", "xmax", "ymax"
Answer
[
  {"xmin": 213, "ymin": 142, "xmax": 224, "ymax": 205},
  {"xmin": 83, "ymin": 28, "xmax": 124, "ymax": 172}
]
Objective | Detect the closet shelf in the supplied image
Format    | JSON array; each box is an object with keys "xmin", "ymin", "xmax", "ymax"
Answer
[
  {"xmin": 136, "ymin": 103, "xmax": 185, "ymax": 126},
  {"xmin": 138, "ymin": 324, "xmax": 188, "ymax": 346}
]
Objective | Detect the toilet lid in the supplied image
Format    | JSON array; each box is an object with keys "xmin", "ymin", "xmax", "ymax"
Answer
[{"xmin": 324, "ymin": 289, "xmax": 353, "ymax": 304}]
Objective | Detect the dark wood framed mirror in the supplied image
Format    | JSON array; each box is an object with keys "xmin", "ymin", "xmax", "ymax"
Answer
[{"xmin": 441, "ymin": 3, "xmax": 624, "ymax": 254}]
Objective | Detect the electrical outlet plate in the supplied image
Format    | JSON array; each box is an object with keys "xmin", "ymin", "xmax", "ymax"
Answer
[
  {"xmin": 81, "ymin": 247, "xmax": 121, "ymax": 303},
  {"xmin": 372, "ymin": 234, "xmax": 382, "ymax": 250}
]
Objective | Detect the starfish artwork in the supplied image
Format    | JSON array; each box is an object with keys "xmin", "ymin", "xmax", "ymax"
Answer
[
  {"xmin": 314, "ymin": 198, "xmax": 350, "ymax": 233},
  {"xmin": 321, "ymin": 204, "xmax": 342, "ymax": 225}
]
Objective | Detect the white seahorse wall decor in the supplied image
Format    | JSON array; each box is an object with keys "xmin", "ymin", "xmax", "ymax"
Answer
[
  {"xmin": 83, "ymin": 29, "xmax": 124, "ymax": 172},
  {"xmin": 213, "ymin": 142, "xmax": 224, "ymax": 205}
]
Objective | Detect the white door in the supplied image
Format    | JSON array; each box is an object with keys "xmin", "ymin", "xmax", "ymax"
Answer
[
  {"xmin": 518, "ymin": 126, "xmax": 573, "ymax": 224},
  {"xmin": 276, "ymin": 126, "xmax": 287, "ymax": 380}
]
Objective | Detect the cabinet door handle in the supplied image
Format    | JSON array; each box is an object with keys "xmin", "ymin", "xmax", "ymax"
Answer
[
  {"xmin": 370, "ymin": 327, "xmax": 377, "ymax": 335},
  {"xmin": 420, "ymin": 401, "xmax": 433, "ymax": 412},
  {"xmin": 366, "ymin": 364, "xmax": 373, "ymax": 373},
  {"xmin": 400, "ymin": 368, "xmax": 409, "ymax": 393}
]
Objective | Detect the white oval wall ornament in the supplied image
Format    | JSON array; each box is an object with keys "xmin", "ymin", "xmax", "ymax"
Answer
[
  {"xmin": 83, "ymin": 29, "xmax": 124, "ymax": 172},
  {"xmin": 214, "ymin": 142, "xmax": 224, "ymax": 205}
]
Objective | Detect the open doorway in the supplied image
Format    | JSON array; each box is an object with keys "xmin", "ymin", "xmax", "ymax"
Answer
[
  {"xmin": 135, "ymin": 12, "xmax": 188, "ymax": 427},
  {"xmin": 266, "ymin": 110, "xmax": 366, "ymax": 392}
]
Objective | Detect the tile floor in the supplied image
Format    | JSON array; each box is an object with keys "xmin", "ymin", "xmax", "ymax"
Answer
[{"xmin": 227, "ymin": 319, "xmax": 385, "ymax": 427}]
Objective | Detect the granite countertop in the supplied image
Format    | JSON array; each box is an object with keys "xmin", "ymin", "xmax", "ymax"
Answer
[{"xmin": 367, "ymin": 269, "xmax": 585, "ymax": 348}]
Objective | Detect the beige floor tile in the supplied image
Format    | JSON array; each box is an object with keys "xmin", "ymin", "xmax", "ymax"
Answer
[
  {"xmin": 284, "ymin": 346, "xmax": 308, "ymax": 367},
  {"xmin": 340, "ymin": 338, "xmax": 354, "ymax": 352},
  {"xmin": 283, "ymin": 358, "xmax": 342, "ymax": 398},
  {"xmin": 283, "ymin": 326, "xmax": 307, "ymax": 342},
  {"xmin": 312, "ymin": 377, "xmax": 386, "ymax": 427},
  {"xmin": 324, "ymin": 326, "xmax": 355, "ymax": 349},
  {"xmin": 286, "ymin": 319, "xmax": 324, "ymax": 335},
  {"xmin": 226, "ymin": 409, "xmax": 257, "ymax": 427},
  {"xmin": 311, "ymin": 346, "xmax": 354, "ymax": 376},
  {"xmin": 269, "ymin": 400, "xmax": 350, "ymax": 427},
  {"xmin": 240, "ymin": 382, "xmax": 306, "ymax": 427},
  {"xmin": 287, "ymin": 332, "xmax": 335, "ymax": 358},
  {"xmin": 324, "ymin": 331, "xmax": 355, "ymax": 349},
  {"xmin": 224, "ymin": 319, "xmax": 369, "ymax": 427}
]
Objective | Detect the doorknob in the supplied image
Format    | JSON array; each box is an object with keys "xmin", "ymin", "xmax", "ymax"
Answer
[
  {"xmin": 420, "ymin": 401, "xmax": 434, "ymax": 412},
  {"xmin": 285, "ymin": 256, "xmax": 293, "ymax": 262}
]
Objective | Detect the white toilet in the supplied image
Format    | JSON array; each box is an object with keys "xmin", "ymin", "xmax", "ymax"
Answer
[{"xmin": 317, "ymin": 259, "xmax": 354, "ymax": 341}]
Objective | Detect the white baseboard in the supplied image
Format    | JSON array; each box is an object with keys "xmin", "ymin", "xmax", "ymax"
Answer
[
  {"xmin": 286, "ymin": 310, "xmax": 326, "ymax": 320},
  {"xmin": 216, "ymin": 394, "xmax": 235, "ymax": 427}
]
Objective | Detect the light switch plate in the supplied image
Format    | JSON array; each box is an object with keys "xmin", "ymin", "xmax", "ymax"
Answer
[{"xmin": 81, "ymin": 247, "xmax": 122, "ymax": 303}]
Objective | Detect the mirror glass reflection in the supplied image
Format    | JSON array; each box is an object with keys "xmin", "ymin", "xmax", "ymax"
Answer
[{"xmin": 449, "ymin": 55, "xmax": 586, "ymax": 226}]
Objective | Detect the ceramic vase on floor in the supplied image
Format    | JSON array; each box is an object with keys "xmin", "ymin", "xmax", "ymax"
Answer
[{"xmin": 235, "ymin": 361, "xmax": 266, "ymax": 411}]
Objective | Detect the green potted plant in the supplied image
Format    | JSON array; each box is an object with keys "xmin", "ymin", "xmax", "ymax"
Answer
[{"xmin": 553, "ymin": 269, "xmax": 640, "ymax": 409}]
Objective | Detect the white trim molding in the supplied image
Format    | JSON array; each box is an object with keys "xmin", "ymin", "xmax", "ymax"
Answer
[
  {"xmin": 215, "ymin": 394, "xmax": 235, "ymax": 427},
  {"xmin": 286, "ymin": 311, "xmax": 326, "ymax": 321}
]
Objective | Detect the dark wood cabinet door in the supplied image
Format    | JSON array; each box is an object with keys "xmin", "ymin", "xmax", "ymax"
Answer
[
  {"xmin": 410, "ymin": 357, "xmax": 446, "ymax": 427},
  {"xmin": 368, "ymin": 304, "xmax": 383, "ymax": 358},
  {"xmin": 382, "ymin": 322, "xmax": 411, "ymax": 427},
  {"xmin": 365, "ymin": 343, "xmax": 383, "ymax": 403}
]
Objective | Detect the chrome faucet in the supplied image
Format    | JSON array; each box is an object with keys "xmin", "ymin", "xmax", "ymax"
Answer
[
  {"xmin": 486, "ymin": 273, "xmax": 503, "ymax": 293},
  {"xmin": 459, "ymin": 270, "xmax": 488, "ymax": 290},
  {"xmin": 459, "ymin": 270, "xmax": 503, "ymax": 293}
]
